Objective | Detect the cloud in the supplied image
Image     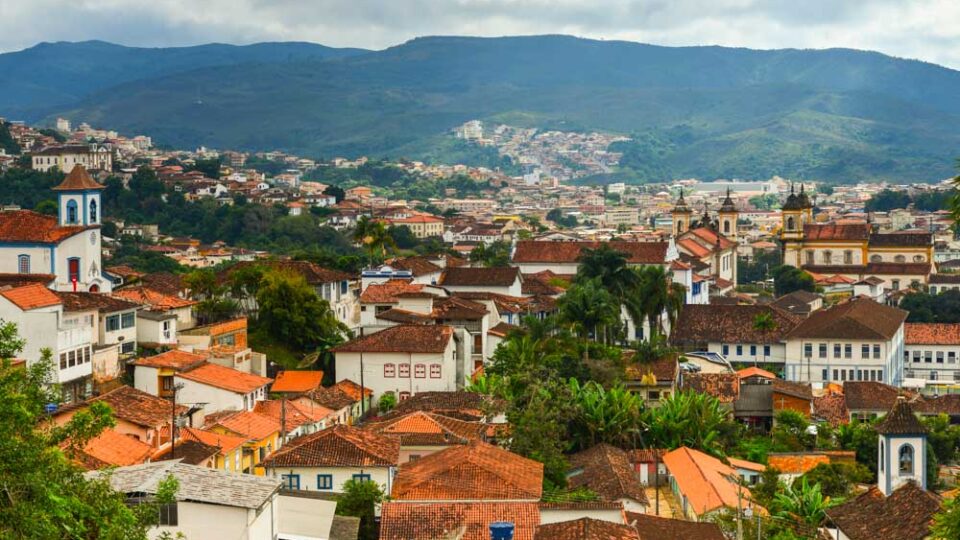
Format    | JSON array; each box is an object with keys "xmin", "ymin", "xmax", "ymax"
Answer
[{"xmin": 1, "ymin": 0, "xmax": 959, "ymax": 68}]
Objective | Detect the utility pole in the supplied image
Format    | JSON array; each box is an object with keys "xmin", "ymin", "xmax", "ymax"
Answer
[
  {"xmin": 280, "ymin": 395, "xmax": 287, "ymax": 445},
  {"xmin": 736, "ymin": 476, "xmax": 744, "ymax": 540},
  {"xmin": 170, "ymin": 382, "xmax": 184, "ymax": 460}
]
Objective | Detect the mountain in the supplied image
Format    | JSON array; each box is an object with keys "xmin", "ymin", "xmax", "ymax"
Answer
[
  {"xmin": 0, "ymin": 40, "xmax": 368, "ymax": 113},
  {"xmin": 5, "ymin": 35, "xmax": 960, "ymax": 182}
]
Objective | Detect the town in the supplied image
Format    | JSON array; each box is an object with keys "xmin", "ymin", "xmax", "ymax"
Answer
[{"xmin": 2, "ymin": 109, "xmax": 960, "ymax": 540}]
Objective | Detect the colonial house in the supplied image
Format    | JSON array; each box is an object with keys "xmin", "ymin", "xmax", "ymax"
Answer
[
  {"xmin": 253, "ymin": 398, "xmax": 335, "ymax": 441},
  {"xmin": 903, "ymin": 322, "xmax": 960, "ymax": 386},
  {"xmin": 270, "ymin": 370, "xmax": 325, "ymax": 396},
  {"xmin": 133, "ymin": 349, "xmax": 209, "ymax": 398},
  {"xmin": 364, "ymin": 410, "xmax": 487, "ymax": 463},
  {"xmin": 511, "ymin": 240, "xmax": 677, "ymax": 276},
  {"xmin": 662, "ymin": 446, "xmax": 762, "ymax": 521},
  {"xmin": 437, "ymin": 266, "xmax": 523, "ymax": 297},
  {"xmin": 176, "ymin": 363, "xmax": 272, "ymax": 415},
  {"xmin": 56, "ymin": 292, "xmax": 141, "ymax": 359},
  {"xmin": 0, "ymin": 283, "xmax": 94, "ymax": 402},
  {"xmin": 262, "ymin": 424, "xmax": 400, "ymax": 493},
  {"xmin": 566, "ymin": 444, "xmax": 648, "ymax": 514},
  {"xmin": 179, "ymin": 427, "xmax": 248, "ymax": 473},
  {"xmin": 205, "ymin": 410, "xmax": 281, "ymax": 475},
  {"xmin": 31, "ymin": 144, "xmax": 112, "ymax": 172},
  {"xmin": 783, "ymin": 296, "xmax": 908, "ymax": 387},
  {"xmin": 332, "ymin": 324, "xmax": 467, "ymax": 402},
  {"xmin": 671, "ymin": 189, "xmax": 740, "ymax": 293},
  {"xmin": 0, "ymin": 166, "xmax": 112, "ymax": 293}
]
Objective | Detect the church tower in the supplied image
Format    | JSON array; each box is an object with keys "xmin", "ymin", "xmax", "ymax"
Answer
[
  {"xmin": 797, "ymin": 184, "xmax": 814, "ymax": 224},
  {"xmin": 718, "ymin": 188, "xmax": 739, "ymax": 240},
  {"xmin": 780, "ymin": 184, "xmax": 805, "ymax": 267},
  {"xmin": 876, "ymin": 397, "xmax": 927, "ymax": 496},
  {"xmin": 672, "ymin": 188, "xmax": 693, "ymax": 237},
  {"xmin": 53, "ymin": 165, "xmax": 104, "ymax": 227}
]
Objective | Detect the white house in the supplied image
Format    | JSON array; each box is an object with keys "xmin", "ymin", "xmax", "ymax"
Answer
[
  {"xmin": 174, "ymin": 363, "xmax": 272, "ymax": 414},
  {"xmin": 0, "ymin": 165, "xmax": 112, "ymax": 293},
  {"xmin": 783, "ymin": 297, "xmax": 908, "ymax": 387},
  {"xmin": 0, "ymin": 283, "xmax": 93, "ymax": 402},
  {"xmin": 332, "ymin": 324, "xmax": 467, "ymax": 402},
  {"xmin": 903, "ymin": 323, "xmax": 960, "ymax": 386},
  {"xmin": 263, "ymin": 424, "xmax": 400, "ymax": 494},
  {"xmin": 511, "ymin": 240, "xmax": 677, "ymax": 275},
  {"xmin": 56, "ymin": 292, "xmax": 141, "ymax": 359}
]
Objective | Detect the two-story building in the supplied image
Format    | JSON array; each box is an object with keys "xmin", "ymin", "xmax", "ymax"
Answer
[{"xmin": 903, "ymin": 323, "xmax": 960, "ymax": 387}]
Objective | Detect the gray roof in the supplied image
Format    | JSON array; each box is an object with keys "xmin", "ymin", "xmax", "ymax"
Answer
[{"xmin": 90, "ymin": 461, "xmax": 280, "ymax": 510}]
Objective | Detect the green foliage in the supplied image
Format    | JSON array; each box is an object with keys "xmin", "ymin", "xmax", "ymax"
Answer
[
  {"xmin": 469, "ymin": 240, "xmax": 512, "ymax": 267},
  {"xmin": 567, "ymin": 379, "xmax": 644, "ymax": 450},
  {"xmin": 0, "ymin": 168, "xmax": 64, "ymax": 207},
  {"xmin": 506, "ymin": 377, "xmax": 576, "ymax": 490},
  {"xmin": 106, "ymin": 238, "xmax": 186, "ymax": 274},
  {"xmin": 188, "ymin": 157, "xmax": 223, "ymax": 179},
  {"xmin": 773, "ymin": 265, "xmax": 816, "ymax": 296},
  {"xmin": 749, "ymin": 194, "xmax": 781, "ymax": 210},
  {"xmin": 643, "ymin": 391, "xmax": 731, "ymax": 458},
  {"xmin": 0, "ymin": 121, "xmax": 20, "ymax": 155},
  {"xmin": 921, "ymin": 414, "xmax": 960, "ymax": 465},
  {"xmin": 377, "ymin": 392, "xmax": 397, "ymax": 414},
  {"xmin": 738, "ymin": 249, "xmax": 782, "ymax": 285},
  {"xmin": 833, "ymin": 420, "xmax": 879, "ymax": 474},
  {"xmin": 336, "ymin": 478, "xmax": 384, "ymax": 540},
  {"xmin": 900, "ymin": 290, "xmax": 960, "ymax": 323},
  {"xmin": 353, "ymin": 216, "xmax": 397, "ymax": 261},
  {"xmin": 931, "ymin": 493, "xmax": 960, "ymax": 540},
  {"xmin": 773, "ymin": 477, "xmax": 830, "ymax": 528},
  {"xmin": 0, "ymin": 322, "xmax": 164, "ymax": 538},
  {"xmin": 771, "ymin": 410, "xmax": 815, "ymax": 452},
  {"xmin": 546, "ymin": 208, "xmax": 578, "ymax": 228},
  {"xmin": 752, "ymin": 466, "xmax": 784, "ymax": 508},
  {"xmin": 865, "ymin": 189, "xmax": 912, "ymax": 212},
  {"xmin": 557, "ymin": 279, "xmax": 620, "ymax": 344},
  {"xmin": 794, "ymin": 463, "xmax": 871, "ymax": 499}
]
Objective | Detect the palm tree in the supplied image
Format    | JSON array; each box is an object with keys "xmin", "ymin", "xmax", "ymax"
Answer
[
  {"xmin": 643, "ymin": 391, "xmax": 728, "ymax": 457},
  {"xmin": 625, "ymin": 265, "xmax": 671, "ymax": 338},
  {"xmin": 752, "ymin": 311, "xmax": 778, "ymax": 368},
  {"xmin": 568, "ymin": 379, "xmax": 644, "ymax": 449},
  {"xmin": 558, "ymin": 279, "xmax": 620, "ymax": 344},
  {"xmin": 576, "ymin": 245, "xmax": 637, "ymax": 299},
  {"xmin": 773, "ymin": 477, "xmax": 830, "ymax": 529}
]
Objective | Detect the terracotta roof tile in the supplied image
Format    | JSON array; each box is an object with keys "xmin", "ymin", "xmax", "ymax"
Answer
[
  {"xmin": 223, "ymin": 260, "xmax": 352, "ymax": 285},
  {"xmin": 512, "ymin": 240, "xmax": 669, "ymax": 265},
  {"xmin": 56, "ymin": 292, "xmax": 141, "ymax": 313},
  {"xmin": 813, "ymin": 393, "xmax": 849, "ymax": 425},
  {"xmin": 661, "ymin": 446, "xmax": 754, "ymax": 516},
  {"xmin": 308, "ymin": 386, "xmax": 357, "ymax": 411},
  {"xmin": 359, "ymin": 279, "xmax": 432, "ymax": 304},
  {"xmin": 869, "ymin": 232, "xmax": 932, "ymax": 247},
  {"xmin": 802, "ymin": 262, "xmax": 932, "ymax": 276},
  {"xmin": 803, "ymin": 223, "xmax": 870, "ymax": 241},
  {"xmin": 380, "ymin": 501, "xmax": 539, "ymax": 540},
  {"xmin": 74, "ymin": 427, "xmax": 154, "ymax": 469},
  {"xmin": 766, "ymin": 453, "xmax": 831, "ymax": 475},
  {"xmin": 786, "ymin": 296, "xmax": 907, "ymax": 341},
  {"xmin": 905, "ymin": 322, "xmax": 960, "ymax": 345},
  {"xmin": 331, "ymin": 324, "xmax": 453, "ymax": 354},
  {"xmin": 262, "ymin": 424, "xmax": 399, "ymax": 467},
  {"xmin": 875, "ymin": 397, "xmax": 926, "ymax": 435},
  {"xmin": 824, "ymin": 483, "xmax": 940, "ymax": 540},
  {"xmin": 568, "ymin": 444, "xmax": 648, "ymax": 505},
  {"xmin": 113, "ymin": 286, "xmax": 197, "ymax": 310},
  {"xmin": 391, "ymin": 391, "xmax": 498, "ymax": 420},
  {"xmin": 89, "ymin": 385, "xmax": 187, "ymax": 428},
  {"xmin": 0, "ymin": 283, "xmax": 61, "ymax": 310},
  {"xmin": 391, "ymin": 441, "xmax": 543, "ymax": 501},
  {"xmin": 432, "ymin": 296, "xmax": 488, "ymax": 320},
  {"xmin": 535, "ymin": 518, "xmax": 639, "ymax": 540},
  {"xmin": 334, "ymin": 379, "xmax": 373, "ymax": 401},
  {"xmin": 133, "ymin": 350, "xmax": 208, "ymax": 370},
  {"xmin": 152, "ymin": 439, "xmax": 219, "ymax": 465},
  {"xmin": 181, "ymin": 426, "xmax": 247, "ymax": 454},
  {"xmin": 488, "ymin": 322, "xmax": 519, "ymax": 338},
  {"xmin": 626, "ymin": 512, "xmax": 725, "ymax": 540},
  {"xmin": 681, "ymin": 374, "xmax": 740, "ymax": 403},
  {"xmin": 271, "ymin": 370, "xmax": 325, "ymax": 394},
  {"xmin": 176, "ymin": 363, "xmax": 271, "ymax": 394},
  {"xmin": 375, "ymin": 308, "xmax": 434, "ymax": 325},
  {"xmin": 671, "ymin": 305, "xmax": 801, "ymax": 345},
  {"xmin": 0, "ymin": 210, "xmax": 91, "ymax": 244},
  {"xmin": 253, "ymin": 399, "xmax": 329, "ymax": 431},
  {"xmin": 209, "ymin": 410, "xmax": 280, "ymax": 441},
  {"xmin": 625, "ymin": 354, "xmax": 678, "ymax": 383},
  {"xmin": 843, "ymin": 381, "xmax": 912, "ymax": 411},
  {"xmin": 52, "ymin": 165, "xmax": 105, "ymax": 191},
  {"xmin": 439, "ymin": 266, "xmax": 521, "ymax": 287},
  {"xmin": 366, "ymin": 411, "xmax": 486, "ymax": 446},
  {"xmin": 388, "ymin": 256, "xmax": 442, "ymax": 277},
  {"xmin": 520, "ymin": 273, "xmax": 565, "ymax": 296}
]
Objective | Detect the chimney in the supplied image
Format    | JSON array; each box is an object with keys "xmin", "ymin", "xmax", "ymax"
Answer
[{"xmin": 490, "ymin": 522, "xmax": 514, "ymax": 540}]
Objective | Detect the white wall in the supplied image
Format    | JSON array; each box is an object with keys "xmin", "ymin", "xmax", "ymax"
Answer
[
  {"xmin": 150, "ymin": 498, "xmax": 277, "ymax": 540},
  {"xmin": 335, "ymin": 344, "xmax": 460, "ymax": 401},
  {"xmin": 784, "ymin": 330, "xmax": 903, "ymax": 386},
  {"xmin": 175, "ymin": 377, "xmax": 246, "ymax": 415},
  {"xmin": 268, "ymin": 465, "xmax": 394, "ymax": 495},
  {"xmin": 134, "ymin": 365, "xmax": 160, "ymax": 395},
  {"xmin": 903, "ymin": 343, "xmax": 960, "ymax": 384}
]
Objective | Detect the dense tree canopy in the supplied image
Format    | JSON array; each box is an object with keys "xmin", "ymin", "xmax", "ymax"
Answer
[{"xmin": 773, "ymin": 265, "xmax": 816, "ymax": 296}]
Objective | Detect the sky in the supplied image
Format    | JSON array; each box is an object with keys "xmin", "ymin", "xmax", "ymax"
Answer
[{"xmin": 2, "ymin": 0, "xmax": 960, "ymax": 69}]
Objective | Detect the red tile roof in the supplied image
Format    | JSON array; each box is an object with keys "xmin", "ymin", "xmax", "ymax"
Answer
[
  {"xmin": 91, "ymin": 385, "xmax": 187, "ymax": 428},
  {"xmin": 133, "ymin": 350, "xmax": 208, "ymax": 370},
  {"xmin": 74, "ymin": 427, "xmax": 154, "ymax": 470},
  {"xmin": 113, "ymin": 287, "xmax": 197, "ymax": 310},
  {"xmin": 766, "ymin": 453, "xmax": 831, "ymax": 475},
  {"xmin": 366, "ymin": 411, "xmax": 486, "ymax": 446},
  {"xmin": 334, "ymin": 379, "xmax": 373, "ymax": 401},
  {"xmin": 905, "ymin": 322, "xmax": 960, "ymax": 345},
  {"xmin": 512, "ymin": 240, "xmax": 669, "ymax": 265},
  {"xmin": 209, "ymin": 410, "xmax": 280, "ymax": 440},
  {"xmin": 661, "ymin": 447, "xmax": 754, "ymax": 516},
  {"xmin": 380, "ymin": 501, "xmax": 540, "ymax": 540},
  {"xmin": 824, "ymin": 483, "xmax": 940, "ymax": 540},
  {"xmin": 359, "ymin": 279, "xmax": 433, "ymax": 304},
  {"xmin": 391, "ymin": 441, "xmax": 543, "ymax": 501},
  {"xmin": 535, "ymin": 518, "xmax": 639, "ymax": 540},
  {"xmin": 626, "ymin": 513, "xmax": 725, "ymax": 540},
  {"xmin": 787, "ymin": 296, "xmax": 907, "ymax": 341},
  {"xmin": 262, "ymin": 424, "xmax": 399, "ymax": 467},
  {"xmin": 176, "ymin": 363, "xmax": 271, "ymax": 394},
  {"xmin": 331, "ymin": 324, "xmax": 453, "ymax": 354},
  {"xmin": 0, "ymin": 210, "xmax": 91, "ymax": 243},
  {"xmin": 803, "ymin": 223, "xmax": 870, "ymax": 241},
  {"xmin": 181, "ymin": 426, "xmax": 248, "ymax": 454},
  {"xmin": 271, "ymin": 370, "xmax": 325, "ymax": 394},
  {"xmin": 671, "ymin": 304, "xmax": 801, "ymax": 345},
  {"xmin": 52, "ymin": 165, "xmax": 105, "ymax": 191},
  {"xmin": 568, "ymin": 444, "xmax": 648, "ymax": 505},
  {"xmin": 0, "ymin": 283, "xmax": 61, "ymax": 310},
  {"xmin": 439, "ymin": 267, "xmax": 521, "ymax": 287}
]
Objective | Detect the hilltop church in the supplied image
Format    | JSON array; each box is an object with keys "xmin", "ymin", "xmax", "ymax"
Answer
[
  {"xmin": 0, "ymin": 165, "xmax": 112, "ymax": 292},
  {"xmin": 671, "ymin": 189, "xmax": 740, "ymax": 295},
  {"xmin": 778, "ymin": 185, "xmax": 933, "ymax": 291}
]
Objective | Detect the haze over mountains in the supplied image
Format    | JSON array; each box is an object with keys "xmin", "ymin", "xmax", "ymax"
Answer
[{"xmin": 3, "ymin": 35, "xmax": 959, "ymax": 183}]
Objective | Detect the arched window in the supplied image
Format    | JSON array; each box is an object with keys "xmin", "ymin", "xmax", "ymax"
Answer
[
  {"xmin": 786, "ymin": 216, "xmax": 795, "ymax": 231},
  {"xmin": 899, "ymin": 444, "xmax": 914, "ymax": 474},
  {"xmin": 870, "ymin": 254, "xmax": 883, "ymax": 263},
  {"xmin": 17, "ymin": 255, "xmax": 30, "ymax": 274},
  {"xmin": 676, "ymin": 220, "xmax": 684, "ymax": 233},
  {"xmin": 66, "ymin": 200, "xmax": 78, "ymax": 224},
  {"xmin": 723, "ymin": 220, "xmax": 730, "ymax": 233},
  {"xmin": 894, "ymin": 255, "xmax": 906, "ymax": 263},
  {"xmin": 913, "ymin": 255, "xmax": 925, "ymax": 263},
  {"xmin": 89, "ymin": 199, "xmax": 98, "ymax": 223}
]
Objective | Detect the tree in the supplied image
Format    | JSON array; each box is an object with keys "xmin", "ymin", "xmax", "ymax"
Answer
[
  {"xmin": 558, "ymin": 279, "xmax": 620, "ymax": 346},
  {"xmin": 643, "ymin": 391, "xmax": 731, "ymax": 457},
  {"xmin": 353, "ymin": 217, "xmax": 396, "ymax": 261},
  {"xmin": 254, "ymin": 269, "xmax": 349, "ymax": 359},
  {"xmin": 773, "ymin": 478, "xmax": 829, "ymax": 529},
  {"xmin": 34, "ymin": 199, "xmax": 58, "ymax": 216},
  {"xmin": 0, "ymin": 321, "xmax": 167, "ymax": 538},
  {"xmin": 900, "ymin": 290, "xmax": 960, "ymax": 323},
  {"xmin": 752, "ymin": 312, "xmax": 777, "ymax": 367},
  {"xmin": 377, "ymin": 392, "xmax": 397, "ymax": 414},
  {"xmin": 336, "ymin": 478, "xmax": 384, "ymax": 540},
  {"xmin": 387, "ymin": 225, "xmax": 419, "ymax": 250},
  {"xmin": 773, "ymin": 265, "xmax": 816, "ymax": 297},
  {"xmin": 931, "ymin": 494, "xmax": 960, "ymax": 540},
  {"xmin": 0, "ymin": 121, "xmax": 20, "ymax": 154},
  {"xmin": 921, "ymin": 413, "xmax": 960, "ymax": 465},
  {"xmin": 323, "ymin": 184, "xmax": 345, "ymax": 203},
  {"xmin": 507, "ymin": 378, "xmax": 576, "ymax": 490},
  {"xmin": 795, "ymin": 463, "xmax": 871, "ymax": 499},
  {"xmin": 189, "ymin": 157, "xmax": 222, "ymax": 179},
  {"xmin": 865, "ymin": 189, "xmax": 912, "ymax": 212},
  {"xmin": 576, "ymin": 245, "xmax": 636, "ymax": 299},
  {"xmin": 771, "ymin": 410, "xmax": 815, "ymax": 452},
  {"xmin": 470, "ymin": 240, "xmax": 512, "ymax": 267},
  {"xmin": 567, "ymin": 379, "xmax": 643, "ymax": 450}
]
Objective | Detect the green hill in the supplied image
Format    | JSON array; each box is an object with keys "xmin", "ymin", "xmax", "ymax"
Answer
[{"xmin": 4, "ymin": 35, "xmax": 960, "ymax": 182}]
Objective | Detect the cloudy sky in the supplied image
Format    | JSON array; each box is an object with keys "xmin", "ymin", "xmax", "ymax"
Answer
[{"xmin": 2, "ymin": 0, "xmax": 960, "ymax": 69}]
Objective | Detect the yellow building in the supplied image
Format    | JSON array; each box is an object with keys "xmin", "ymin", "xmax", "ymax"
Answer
[
  {"xmin": 31, "ymin": 144, "xmax": 113, "ymax": 173},
  {"xmin": 207, "ymin": 411, "xmax": 281, "ymax": 476},
  {"xmin": 180, "ymin": 427, "xmax": 248, "ymax": 473},
  {"xmin": 390, "ymin": 215, "xmax": 445, "ymax": 239}
]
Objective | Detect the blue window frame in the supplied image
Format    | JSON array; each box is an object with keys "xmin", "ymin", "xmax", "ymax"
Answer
[
  {"xmin": 121, "ymin": 312, "xmax": 136, "ymax": 328},
  {"xmin": 749, "ymin": 345, "xmax": 757, "ymax": 356},
  {"xmin": 340, "ymin": 281, "xmax": 348, "ymax": 295},
  {"xmin": 105, "ymin": 315, "xmax": 120, "ymax": 332},
  {"xmin": 722, "ymin": 345, "xmax": 729, "ymax": 356},
  {"xmin": 281, "ymin": 474, "xmax": 300, "ymax": 490},
  {"xmin": 317, "ymin": 474, "xmax": 333, "ymax": 490},
  {"xmin": 764, "ymin": 345, "xmax": 771, "ymax": 356},
  {"xmin": 66, "ymin": 200, "xmax": 78, "ymax": 224},
  {"xmin": 736, "ymin": 345, "xmax": 743, "ymax": 356},
  {"xmin": 352, "ymin": 473, "xmax": 371, "ymax": 483},
  {"xmin": 17, "ymin": 255, "xmax": 30, "ymax": 274}
]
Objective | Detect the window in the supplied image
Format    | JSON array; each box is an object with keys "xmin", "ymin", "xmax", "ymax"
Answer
[
  {"xmin": 722, "ymin": 345, "xmax": 730, "ymax": 356},
  {"xmin": 894, "ymin": 255, "xmax": 906, "ymax": 263},
  {"xmin": 822, "ymin": 251, "xmax": 832, "ymax": 264},
  {"xmin": 931, "ymin": 371, "xmax": 939, "ymax": 381},
  {"xmin": 862, "ymin": 344, "xmax": 870, "ymax": 358},
  {"xmin": 736, "ymin": 345, "xmax": 743, "ymax": 356},
  {"xmin": 925, "ymin": 351, "xmax": 933, "ymax": 363},
  {"xmin": 398, "ymin": 364, "xmax": 410, "ymax": 378},
  {"xmin": 59, "ymin": 353, "xmax": 67, "ymax": 369},
  {"xmin": 414, "ymin": 364, "xmax": 426, "ymax": 378},
  {"xmin": 158, "ymin": 503, "xmax": 178, "ymax": 526},
  {"xmin": 873, "ymin": 345, "xmax": 881, "ymax": 359},
  {"xmin": 399, "ymin": 391, "xmax": 410, "ymax": 401},
  {"xmin": 105, "ymin": 315, "xmax": 120, "ymax": 332},
  {"xmin": 121, "ymin": 341, "xmax": 135, "ymax": 354},
  {"xmin": 822, "ymin": 369, "xmax": 829, "ymax": 381},
  {"xmin": 352, "ymin": 473, "xmax": 372, "ymax": 483},
  {"xmin": 913, "ymin": 351, "xmax": 921, "ymax": 363},
  {"xmin": 648, "ymin": 390, "xmax": 661, "ymax": 401},
  {"xmin": 833, "ymin": 369, "xmax": 839, "ymax": 381},
  {"xmin": 805, "ymin": 251, "xmax": 814, "ymax": 265},
  {"xmin": 17, "ymin": 255, "xmax": 29, "ymax": 274},
  {"xmin": 899, "ymin": 445, "xmax": 915, "ymax": 475},
  {"xmin": 787, "ymin": 216, "xmax": 795, "ymax": 231},
  {"xmin": 750, "ymin": 345, "xmax": 757, "ymax": 356},
  {"xmin": 877, "ymin": 369, "xmax": 884, "ymax": 381},
  {"xmin": 83, "ymin": 347, "xmax": 90, "ymax": 364},
  {"xmin": 384, "ymin": 364, "xmax": 395, "ymax": 378},
  {"xmin": 430, "ymin": 364, "xmax": 441, "ymax": 378},
  {"xmin": 914, "ymin": 254, "xmax": 925, "ymax": 263},
  {"xmin": 833, "ymin": 344, "xmax": 841, "ymax": 358},
  {"xmin": 121, "ymin": 312, "xmax": 135, "ymax": 328},
  {"xmin": 950, "ymin": 352, "xmax": 956, "ymax": 363},
  {"xmin": 937, "ymin": 352, "xmax": 945, "ymax": 363},
  {"xmin": 844, "ymin": 344, "xmax": 852, "ymax": 358},
  {"xmin": 68, "ymin": 350, "xmax": 76, "ymax": 367},
  {"xmin": 892, "ymin": 279, "xmax": 901, "ymax": 291},
  {"xmin": 723, "ymin": 220, "xmax": 730, "ymax": 233},
  {"xmin": 282, "ymin": 474, "xmax": 301, "ymax": 490},
  {"xmin": 844, "ymin": 250, "xmax": 853, "ymax": 265},
  {"xmin": 66, "ymin": 200, "xmax": 78, "ymax": 224},
  {"xmin": 89, "ymin": 199, "xmax": 97, "ymax": 223},
  {"xmin": 840, "ymin": 370, "xmax": 846, "ymax": 381},
  {"xmin": 317, "ymin": 474, "xmax": 333, "ymax": 490},
  {"xmin": 818, "ymin": 344, "xmax": 827, "ymax": 358},
  {"xmin": 764, "ymin": 345, "xmax": 771, "ymax": 356}
]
